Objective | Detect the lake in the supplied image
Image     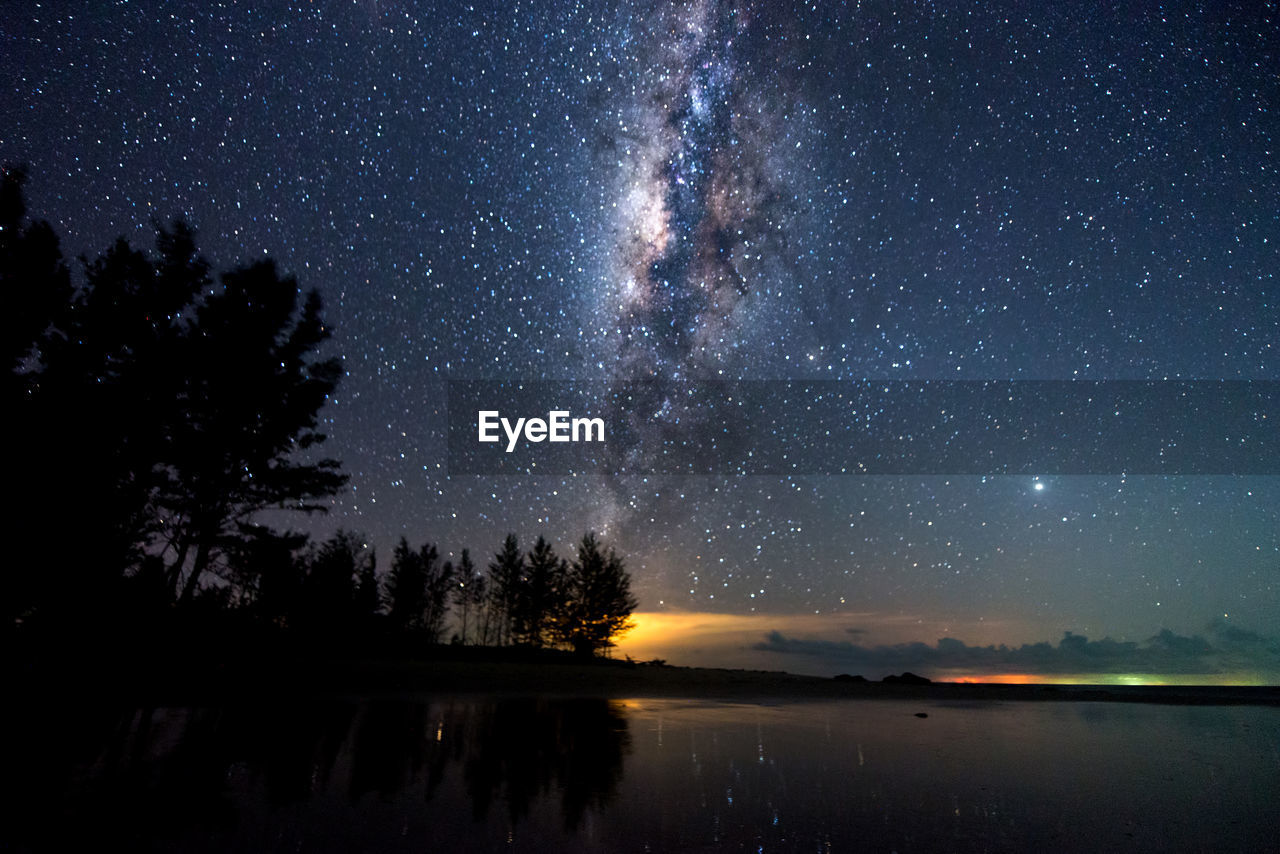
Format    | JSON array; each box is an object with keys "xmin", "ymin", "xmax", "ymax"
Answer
[{"xmin": 8, "ymin": 695, "xmax": 1278, "ymax": 852}]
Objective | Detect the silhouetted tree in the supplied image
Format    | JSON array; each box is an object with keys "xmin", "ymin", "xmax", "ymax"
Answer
[
  {"xmin": 386, "ymin": 537, "xmax": 426, "ymax": 630},
  {"xmin": 298, "ymin": 530, "xmax": 372, "ymax": 628},
  {"xmin": 3, "ymin": 165, "xmax": 72, "ymax": 622},
  {"xmin": 486, "ymin": 534, "xmax": 524, "ymax": 646},
  {"xmin": 512, "ymin": 536, "xmax": 564, "ymax": 648},
  {"xmin": 467, "ymin": 555, "xmax": 490, "ymax": 645},
  {"xmin": 15, "ymin": 215, "xmax": 207, "ymax": 618},
  {"xmin": 0, "ymin": 165, "xmax": 70, "ymax": 385},
  {"xmin": 223, "ymin": 524, "xmax": 309, "ymax": 619},
  {"xmin": 421, "ymin": 546, "xmax": 454, "ymax": 643},
  {"xmin": 452, "ymin": 549, "xmax": 479, "ymax": 643},
  {"xmin": 355, "ymin": 548, "xmax": 380, "ymax": 620},
  {"xmin": 385, "ymin": 538, "xmax": 453, "ymax": 641},
  {"xmin": 163, "ymin": 260, "xmax": 346, "ymax": 602},
  {"xmin": 557, "ymin": 533, "xmax": 637, "ymax": 657},
  {"xmin": 7, "ymin": 174, "xmax": 347, "ymax": 622}
]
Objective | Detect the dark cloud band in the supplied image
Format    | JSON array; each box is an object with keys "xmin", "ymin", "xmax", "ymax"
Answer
[{"xmin": 753, "ymin": 619, "xmax": 1280, "ymax": 678}]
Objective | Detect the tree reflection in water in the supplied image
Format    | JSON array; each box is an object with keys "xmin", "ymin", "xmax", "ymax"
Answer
[
  {"xmin": 347, "ymin": 697, "xmax": 631, "ymax": 828},
  {"xmin": 9, "ymin": 698, "xmax": 1278, "ymax": 852},
  {"xmin": 10, "ymin": 696, "xmax": 632, "ymax": 850}
]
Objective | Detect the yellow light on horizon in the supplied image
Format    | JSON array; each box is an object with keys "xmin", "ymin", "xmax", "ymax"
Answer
[{"xmin": 613, "ymin": 612, "xmax": 1277, "ymax": 687}]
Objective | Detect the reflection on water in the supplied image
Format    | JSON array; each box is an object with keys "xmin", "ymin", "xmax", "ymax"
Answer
[{"xmin": 8, "ymin": 696, "xmax": 1279, "ymax": 852}]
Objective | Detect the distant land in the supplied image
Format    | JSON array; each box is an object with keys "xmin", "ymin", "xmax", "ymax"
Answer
[{"xmin": 10, "ymin": 640, "xmax": 1278, "ymax": 707}]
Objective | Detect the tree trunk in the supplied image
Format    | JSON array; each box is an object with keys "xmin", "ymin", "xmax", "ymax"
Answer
[
  {"xmin": 179, "ymin": 537, "xmax": 212, "ymax": 604},
  {"xmin": 166, "ymin": 537, "xmax": 191, "ymax": 600}
]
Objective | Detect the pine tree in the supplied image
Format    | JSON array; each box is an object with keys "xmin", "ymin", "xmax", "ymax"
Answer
[
  {"xmin": 453, "ymin": 548, "xmax": 479, "ymax": 643},
  {"xmin": 514, "ymin": 535, "xmax": 563, "ymax": 647},
  {"xmin": 559, "ymin": 533, "xmax": 637, "ymax": 657},
  {"xmin": 164, "ymin": 260, "xmax": 346, "ymax": 602},
  {"xmin": 386, "ymin": 537, "xmax": 426, "ymax": 630},
  {"xmin": 355, "ymin": 547, "xmax": 380, "ymax": 620},
  {"xmin": 385, "ymin": 538, "xmax": 453, "ymax": 641},
  {"xmin": 4, "ymin": 166, "xmax": 74, "ymax": 621},
  {"xmin": 223, "ymin": 524, "xmax": 308, "ymax": 620},
  {"xmin": 487, "ymin": 534, "xmax": 524, "ymax": 646},
  {"xmin": 6, "ymin": 177, "xmax": 347, "ymax": 616},
  {"xmin": 15, "ymin": 220, "xmax": 209, "ymax": 617},
  {"xmin": 419, "ymin": 544, "xmax": 454, "ymax": 643},
  {"xmin": 469, "ymin": 557, "xmax": 490, "ymax": 644},
  {"xmin": 0, "ymin": 164, "xmax": 71, "ymax": 385},
  {"xmin": 300, "ymin": 530, "xmax": 371, "ymax": 628}
]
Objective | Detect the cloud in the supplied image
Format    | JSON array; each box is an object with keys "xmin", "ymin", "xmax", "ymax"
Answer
[{"xmin": 753, "ymin": 620, "xmax": 1280, "ymax": 680}]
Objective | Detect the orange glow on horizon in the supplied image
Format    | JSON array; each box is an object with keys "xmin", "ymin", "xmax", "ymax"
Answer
[
  {"xmin": 612, "ymin": 612, "xmax": 1275, "ymax": 686},
  {"xmin": 614, "ymin": 610, "xmax": 774, "ymax": 655},
  {"xmin": 949, "ymin": 673, "xmax": 1043, "ymax": 685}
]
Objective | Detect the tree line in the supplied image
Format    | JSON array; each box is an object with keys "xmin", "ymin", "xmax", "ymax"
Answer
[
  {"xmin": 245, "ymin": 529, "xmax": 636, "ymax": 657},
  {"xmin": 2, "ymin": 165, "xmax": 637, "ymax": 656}
]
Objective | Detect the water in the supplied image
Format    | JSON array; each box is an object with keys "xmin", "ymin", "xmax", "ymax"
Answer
[{"xmin": 8, "ymin": 696, "xmax": 1278, "ymax": 852}]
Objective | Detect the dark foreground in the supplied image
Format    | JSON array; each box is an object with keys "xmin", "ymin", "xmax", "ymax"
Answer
[
  {"xmin": 6, "ymin": 691, "xmax": 1279, "ymax": 853},
  {"xmin": 7, "ymin": 631, "xmax": 1279, "ymax": 852}
]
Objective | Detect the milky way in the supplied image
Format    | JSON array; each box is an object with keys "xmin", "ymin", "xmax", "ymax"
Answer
[
  {"xmin": 605, "ymin": 0, "xmax": 774, "ymax": 376},
  {"xmin": 592, "ymin": 0, "xmax": 811, "ymax": 492}
]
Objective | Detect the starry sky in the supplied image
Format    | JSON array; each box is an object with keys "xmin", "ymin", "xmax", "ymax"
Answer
[{"xmin": 3, "ymin": 0, "xmax": 1278, "ymax": 680}]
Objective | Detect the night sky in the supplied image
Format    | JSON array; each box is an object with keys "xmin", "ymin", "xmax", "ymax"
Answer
[{"xmin": 4, "ymin": 0, "xmax": 1277, "ymax": 681}]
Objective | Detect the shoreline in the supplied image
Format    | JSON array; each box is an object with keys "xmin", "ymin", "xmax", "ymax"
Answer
[
  {"xmin": 300, "ymin": 658, "xmax": 1280, "ymax": 705},
  {"xmin": 10, "ymin": 644, "xmax": 1279, "ymax": 706}
]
